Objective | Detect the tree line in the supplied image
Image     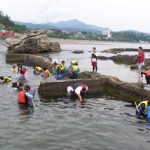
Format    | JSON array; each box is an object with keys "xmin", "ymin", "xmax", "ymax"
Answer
[{"xmin": 0, "ymin": 10, "xmax": 27, "ymax": 33}]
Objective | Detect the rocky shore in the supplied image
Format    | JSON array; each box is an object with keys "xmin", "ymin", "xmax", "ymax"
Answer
[
  {"xmin": 6, "ymin": 30, "xmax": 61, "ymax": 54},
  {"xmin": 38, "ymin": 71, "xmax": 149, "ymax": 103},
  {"xmin": 102, "ymin": 48, "xmax": 150, "ymax": 54},
  {"xmin": 6, "ymin": 53, "xmax": 53, "ymax": 69}
]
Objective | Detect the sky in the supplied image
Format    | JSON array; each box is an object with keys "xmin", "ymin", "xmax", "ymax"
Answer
[{"xmin": 0, "ymin": 0, "xmax": 150, "ymax": 33}]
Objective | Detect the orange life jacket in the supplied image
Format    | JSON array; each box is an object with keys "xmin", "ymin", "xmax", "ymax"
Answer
[{"xmin": 18, "ymin": 91, "xmax": 26, "ymax": 104}]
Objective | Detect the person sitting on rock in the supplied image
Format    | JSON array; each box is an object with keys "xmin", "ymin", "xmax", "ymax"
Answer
[
  {"xmin": 33, "ymin": 66, "xmax": 44, "ymax": 74},
  {"xmin": 41, "ymin": 68, "xmax": 50, "ymax": 78},
  {"xmin": 69, "ymin": 61, "xmax": 80, "ymax": 79},
  {"xmin": 0, "ymin": 76, "xmax": 12, "ymax": 83},
  {"xmin": 136, "ymin": 100, "xmax": 150, "ymax": 119},
  {"xmin": 141, "ymin": 66, "xmax": 150, "ymax": 85},
  {"xmin": 60, "ymin": 60, "xmax": 67, "ymax": 74},
  {"xmin": 52, "ymin": 62, "xmax": 62, "ymax": 75},
  {"xmin": 67, "ymin": 83, "xmax": 88, "ymax": 103}
]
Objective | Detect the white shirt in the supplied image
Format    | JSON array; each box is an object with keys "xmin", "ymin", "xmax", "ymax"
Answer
[
  {"xmin": 91, "ymin": 52, "xmax": 99, "ymax": 62},
  {"xmin": 75, "ymin": 86, "xmax": 83, "ymax": 95}
]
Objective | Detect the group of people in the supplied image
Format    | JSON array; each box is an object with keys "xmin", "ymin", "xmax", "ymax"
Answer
[
  {"xmin": 33, "ymin": 60, "xmax": 80, "ymax": 80},
  {"xmin": 0, "ymin": 63, "xmax": 35, "ymax": 108},
  {"xmin": 2, "ymin": 46, "xmax": 150, "ymax": 120}
]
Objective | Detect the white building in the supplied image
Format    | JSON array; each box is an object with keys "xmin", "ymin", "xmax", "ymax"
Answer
[{"xmin": 102, "ymin": 30, "xmax": 112, "ymax": 39}]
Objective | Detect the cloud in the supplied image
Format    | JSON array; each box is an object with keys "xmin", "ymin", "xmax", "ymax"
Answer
[{"xmin": 0, "ymin": 0, "xmax": 150, "ymax": 32}]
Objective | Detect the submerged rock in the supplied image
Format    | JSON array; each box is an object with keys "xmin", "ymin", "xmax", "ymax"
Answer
[
  {"xmin": 6, "ymin": 30, "xmax": 61, "ymax": 54},
  {"xmin": 72, "ymin": 50, "xmax": 84, "ymax": 54},
  {"xmin": 102, "ymin": 48, "xmax": 150, "ymax": 54},
  {"xmin": 6, "ymin": 53, "xmax": 53, "ymax": 69},
  {"xmin": 38, "ymin": 71, "xmax": 150, "ymax": 103}
]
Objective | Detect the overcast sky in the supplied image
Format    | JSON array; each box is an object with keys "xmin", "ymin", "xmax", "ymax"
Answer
[{"xmin": 0, "ymin": 0, "xmax": 150, "ymax": 32}]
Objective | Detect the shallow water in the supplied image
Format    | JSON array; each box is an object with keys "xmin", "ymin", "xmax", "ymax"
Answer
[{"xmin": 0, "ymin": 41, "xmax": 150, "ymax": 150}]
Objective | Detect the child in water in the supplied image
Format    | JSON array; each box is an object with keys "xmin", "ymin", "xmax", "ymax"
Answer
[
  {"xmin": 0, "ymin": 76, "xmax": 12, "ymax": 83},
  {"xmin": 12, "ymin": 65, "xmax": 16, "ymax": 73}
]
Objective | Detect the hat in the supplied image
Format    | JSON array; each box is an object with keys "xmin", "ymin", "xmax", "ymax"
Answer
[
  {"xmin": 67, "ymin": 86, "xmax": 74, "ymax": 94},
  {"xmin": 82, "ymin": 84, "xmax": 88, "ymax": 91}
]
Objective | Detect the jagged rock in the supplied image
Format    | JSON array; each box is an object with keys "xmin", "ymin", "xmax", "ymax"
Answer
[
  {"xmin": 72, "ymin": 50, "xmax": 84, "ymax": 54},
  {"xmin": 97, "ymin": 55, "xmax": 137, "ymax": 65},
  {"xmin": 6, "ymin": 53, "xmax": 53, "ymax": 69},
  {"xmin": 38, "ymin": 71, "xmax": 150, "ymax": 103},
  {"xmin": 130, "ymin": 58, "xmax": 150, "ymax": 70},
  {"xmin": 6, "ymin": 30, "xmax": 61, "ymax": 54}
]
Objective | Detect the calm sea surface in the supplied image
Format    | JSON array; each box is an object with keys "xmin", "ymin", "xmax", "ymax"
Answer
[{"xmin": 0, "ymin": 41, "xmax": 150, "ymax": 150}]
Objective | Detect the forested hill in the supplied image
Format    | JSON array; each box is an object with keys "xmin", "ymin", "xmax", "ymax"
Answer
[{"xmin": 0, "ymin": 10, "xmax": 26, "ymax": 33}]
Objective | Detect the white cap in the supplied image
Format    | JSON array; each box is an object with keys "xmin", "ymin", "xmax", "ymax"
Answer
[{"xmin": 67, "ymin": 86, "xmax": 74, "ymax": 95}]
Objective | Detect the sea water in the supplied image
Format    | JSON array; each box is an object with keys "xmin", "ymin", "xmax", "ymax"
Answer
[{"xmin": 0, "ymin": 41, "xmax": 150, "ymax": 150}]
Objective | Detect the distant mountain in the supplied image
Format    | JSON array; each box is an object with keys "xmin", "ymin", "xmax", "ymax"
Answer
[{"xmin": 15, "ymin": 19, "xmax": 109, "ymax": 33}]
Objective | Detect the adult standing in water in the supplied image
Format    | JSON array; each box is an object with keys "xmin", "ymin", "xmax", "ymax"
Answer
[
  {"xmin": 91, "ymin": 47, "xmax": 98, "ymax": 72},
  {"xmin": 137, "ymin": 47, "xmax": 145, "ymax": 72}
]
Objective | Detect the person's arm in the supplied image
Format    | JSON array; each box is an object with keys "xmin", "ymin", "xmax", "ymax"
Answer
[
  {"xmin": 25, "ymin": 92, "xmax": 33, "ymax": 100},
  {"xmin": 77, "ymin": 94, "xmax": 83, "ymax": 102},
  {"xmin": 143, "ymin": 52, "xmax": 145, "ymax": 64},
  {"xmin": 136, "ymin": 103, "xmax": 145, "ymax": 118}
]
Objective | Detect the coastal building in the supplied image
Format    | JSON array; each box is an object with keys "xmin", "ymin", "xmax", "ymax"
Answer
[
  {"xmin": 0, "ymin": 30, "xmax": 15, "ymax": 38},
  {"xmin": 102, "ymin": 30, "xmax": 112, "ymax": 39}
]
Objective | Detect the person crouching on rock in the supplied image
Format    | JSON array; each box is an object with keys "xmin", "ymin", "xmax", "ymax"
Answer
[
  {"xmin": 41, "ymin": 68, "xmax": 50, "ymax": 78},
  {"xmin": 67, "ymin": 84, "xmax": 88, "ymax": 103},
  {"xmin": 18, "ymin": 85, "xmax": 33, "ymax": 107},
  {"xmin": 0, "ymin": 76, "xmax": 12, "ymax": 83},
  {"xmin": 141, "ymin": 66, "xmax": 150, "ymax": 86},
  {"xmin": 33, "ymin": 66, "xmax": 44, "ymax": 74}
]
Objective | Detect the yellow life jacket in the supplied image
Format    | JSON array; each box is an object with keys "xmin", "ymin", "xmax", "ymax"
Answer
[
  {"xmin": 60, "ymin": 64, "xmax": 65, "ymax": 70},
  {"xmin": 71, "ymin": 60, "xmax": 78, "ymax": 65},
  {"xmin": 55, "ymin": 64, "xmax": 61, "ymax": 71},
  {"xmin": 138, "ymin": 100, "xmax": 149, "ymax": 114},
  {"xmin": 72, "ymin": 65, "xmax": 79, "ymax": 71},
  {"xmin": 4, "ymin": 77, "xmax": 12, "ymax": 82},
  {"xmin": 12, "ymin": 68, "xmax": 16, "ymax": 73},
  {"xmin": 35, "ymin": 67, "xmax": 43, "ymax": 72}
]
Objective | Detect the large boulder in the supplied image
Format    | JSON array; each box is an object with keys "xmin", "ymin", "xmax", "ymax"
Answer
[
  {"xmin": 38, "ymin": 71, "xmax": 150, "ymax": 103},
  {"xmin": 6, "ymin": 53, "xmax": 53, "ymax": 69},
  {"xmin": 6, "ymin": 30, "xmax": 61, "ymax": 54}
]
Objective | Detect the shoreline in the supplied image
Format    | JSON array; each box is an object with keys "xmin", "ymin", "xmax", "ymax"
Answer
[{"xmin": 49, "ymin": 38, "xmax": 150, "ymax": 45}]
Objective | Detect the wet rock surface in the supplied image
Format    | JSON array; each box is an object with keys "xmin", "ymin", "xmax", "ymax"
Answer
[
  {"xmin": 72, "ymin": 50, "xmax": 84, "ymax": 54},
  {"xmin": 6, "ymin": 30, "xmax": 61, "ymax": 54},
  {"xmin": 39, "ymin": 71, "xmax": 149, "ymax": 103},
  {"xmin": 102, "ymin": 48, "xmax": 150, "ymax": 54},
  {"xmin": 97, "ymin": 55, "xmax": 137, "ymax": 65},
  {"xmin": 6, "ymin": 53, "xmax": 53, "ymax": 69}
]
